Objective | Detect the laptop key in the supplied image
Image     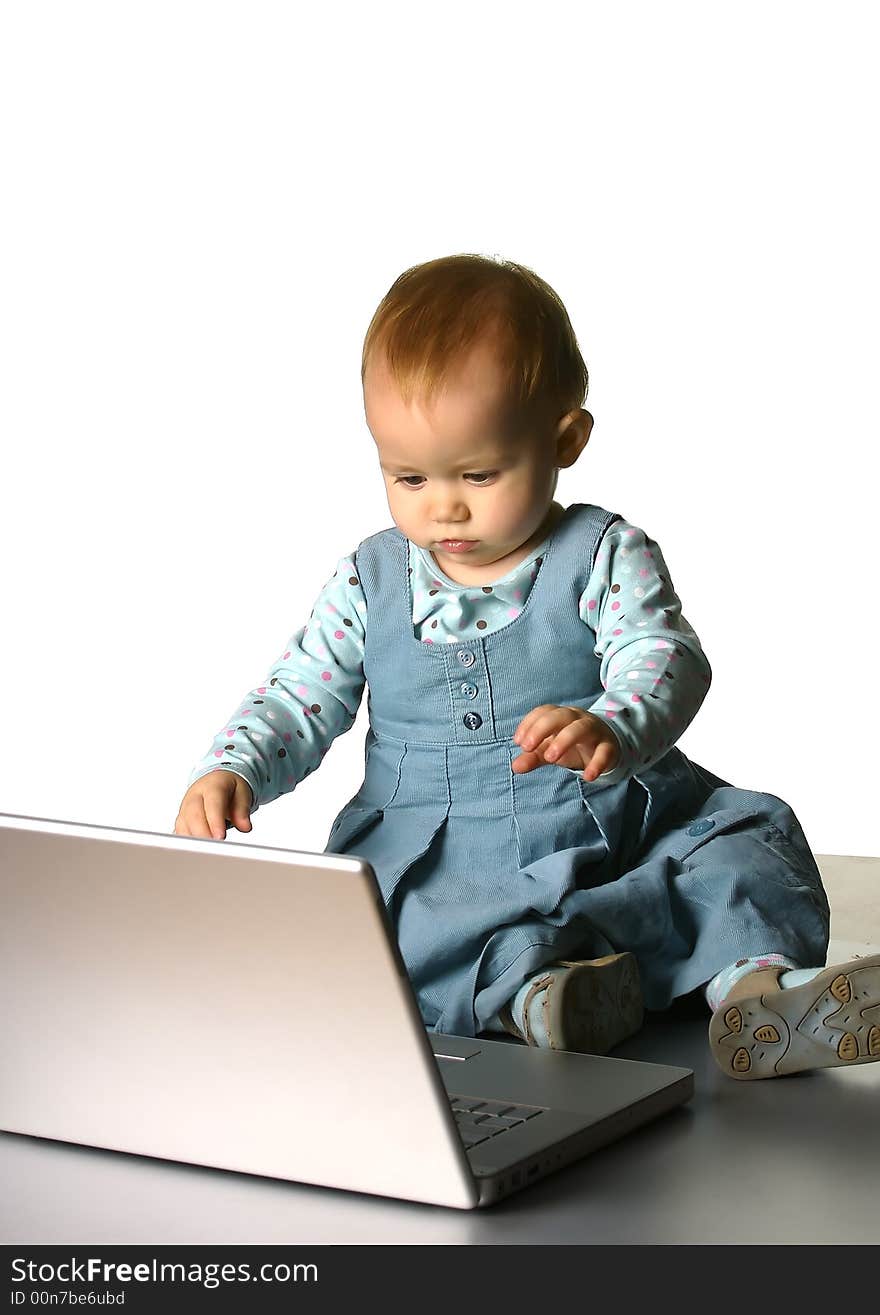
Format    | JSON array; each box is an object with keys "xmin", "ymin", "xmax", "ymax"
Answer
[
  {"xmin": 467, "ymin": 1114, "xmax": 513, "ymax": 1132},
  {"xmin": 449, "ymin": 1094, "xmax": 544, "ymax": 1125},
  {"xmin": 454, "ymin": 1114, "xmax": 493, "ymax": 1132},
  {"xmin": 455, "ymin": 1115, "xmax": 508, "ymax": 1136},
  {"xmin": 470, "ymin": 1100, "xmax": 516, "ymax": 1116},
  {"xmin": 449, "ymin": 1095, "xmax": 545, "ymax": 1121}
]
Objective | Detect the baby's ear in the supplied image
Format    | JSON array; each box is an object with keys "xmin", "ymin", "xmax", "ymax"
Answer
[{"xmin": 556, "ymin": 409, "xmax": 593, "ymax": 467}]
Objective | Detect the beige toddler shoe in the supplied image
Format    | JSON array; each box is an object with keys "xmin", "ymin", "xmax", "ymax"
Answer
[
  {"xmin": 709, "ymin": 955, "xmax": 880, "ymax": 1079},
  {"xmin": 499, "ymin": 952, "xmax": 644, "ymax": 1053}
]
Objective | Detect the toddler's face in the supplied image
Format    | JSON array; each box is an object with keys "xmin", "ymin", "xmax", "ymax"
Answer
[{"xmin": 364, "ymin": 338, "xmax": 590, "ymax": 580}]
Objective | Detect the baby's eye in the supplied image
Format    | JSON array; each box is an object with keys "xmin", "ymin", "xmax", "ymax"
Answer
[{"xmin": 393, "ymin": 472, "xmax": 497, "ymax": 488}]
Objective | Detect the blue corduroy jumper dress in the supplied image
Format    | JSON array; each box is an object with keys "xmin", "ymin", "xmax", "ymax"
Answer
[{"xmin": 324, "ymin": 503, "xmax": 830, "ymax": 1037}]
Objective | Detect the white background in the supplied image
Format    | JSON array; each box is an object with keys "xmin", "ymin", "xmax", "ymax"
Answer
[{"xmin": 1, "ymin": 1, "xmax": 877, "ymax": 856}]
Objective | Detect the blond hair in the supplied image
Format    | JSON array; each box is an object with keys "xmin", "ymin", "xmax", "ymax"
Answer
[{"xmin": 361, "ymin": 253, "xmax": 589, "ymax": 426}]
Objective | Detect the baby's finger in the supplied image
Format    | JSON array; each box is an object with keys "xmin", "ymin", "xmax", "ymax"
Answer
[
  {"xmin": 581, "ymin": 740, "xmax": 618, "ymax": 782},
  {"xmin": 543, "ymin": 721, "xmax": 599, "ymax": 762},
  {"xmin": 231, "ymin": 779, "xmax": 253, "ymax": 830},
  {"xmin": 512, "ymin": 733, "xmax": 561, "ymax": 773},
  {"xmin": 203, "ymin": 800, "xmax": 228, "ymax": 840},
  {"xmin": 184, "ymin": 805, "xmax": 210, "ymax": 839},
  {"xmin": 515, "ymin": 709, "xmax": 570, "ymax": 752},
  {"xmin": 512, "ymin": 705, "xmax": 556, "ymax": 744},
  {"xmin": 189, "ymin": 789, "xmax": 224, "ymax": 841}
]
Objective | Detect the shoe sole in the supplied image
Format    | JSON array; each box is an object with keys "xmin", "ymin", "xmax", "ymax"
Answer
[
  {"xmin": 708, "ymin": 956, "xmax": 880, "ymax": 1080},
  {"xmin": 544, "ymin": 952, "xmax": 644, "ymax": 1054}
]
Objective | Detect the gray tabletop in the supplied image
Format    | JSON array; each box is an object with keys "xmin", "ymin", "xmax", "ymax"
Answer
[{"xmin": 4, "ymin": 996, "xmax": 879, "ymax": 1246}]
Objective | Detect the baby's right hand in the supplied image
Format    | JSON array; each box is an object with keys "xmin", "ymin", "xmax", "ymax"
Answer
[{"xmin": 174, "ymin": 770, "xmax": 254, "ymax": 840}]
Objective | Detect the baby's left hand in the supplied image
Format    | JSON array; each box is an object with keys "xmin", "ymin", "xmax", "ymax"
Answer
[{"xmin": 512, "ymin": 705, "xmax": 621, "ymax": 782}]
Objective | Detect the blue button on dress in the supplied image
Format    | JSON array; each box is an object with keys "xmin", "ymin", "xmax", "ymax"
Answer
[{"xmin": 324, "ymin": 503, "xmax": 830, "ymax": 1036}]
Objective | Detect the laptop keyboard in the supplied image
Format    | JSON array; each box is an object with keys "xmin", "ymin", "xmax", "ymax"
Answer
[{"xmin": 448, "ymin": 1094, "xmax": 546, "ymax": 1149}]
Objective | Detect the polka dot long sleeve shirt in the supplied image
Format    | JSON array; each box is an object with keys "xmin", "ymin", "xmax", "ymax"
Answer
[{"xmin": 186, "ymin": 516, "xmax": 712, "ymax": 813}]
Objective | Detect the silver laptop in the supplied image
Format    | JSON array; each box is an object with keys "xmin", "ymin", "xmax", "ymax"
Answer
[{"xmin": 0, "ymin": 810, "xmax": 693, "ymax": 1210}]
